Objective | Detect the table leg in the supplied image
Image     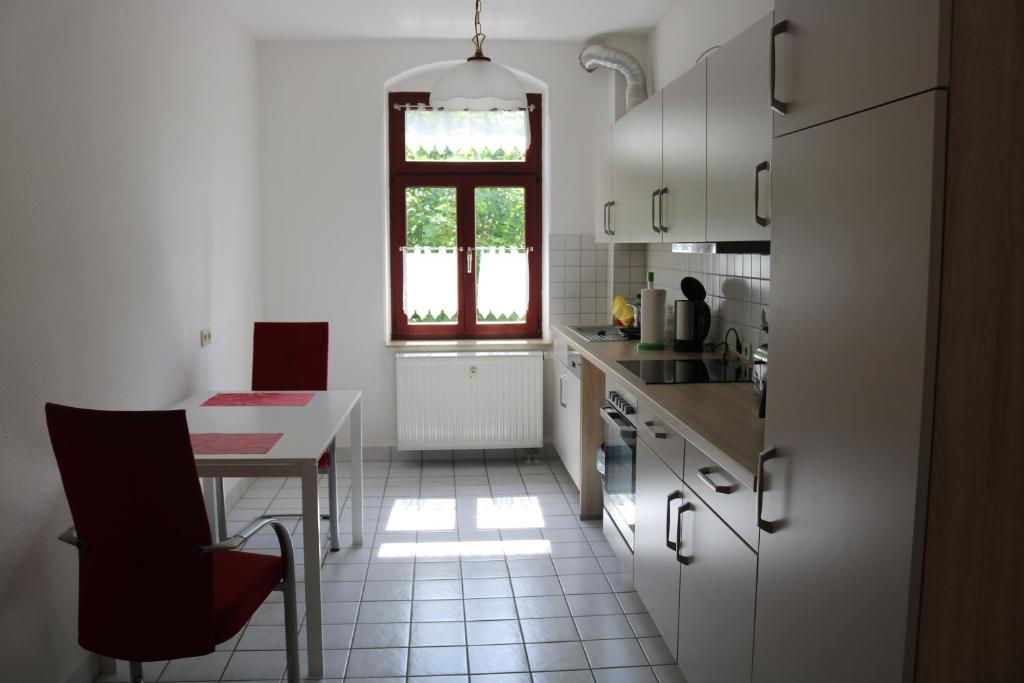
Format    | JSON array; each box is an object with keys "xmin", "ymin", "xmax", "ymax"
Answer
[
  {"xmin": 201, "ymin": 478, "xmax": 222, "ymax": 541},
  {"xmin": 351, "ymin": 398, "xmax": 364, "ymax": 546},
  {"xmin": 214, "ymin": 477, "xmax": 228, "ymax": 541},
  {"xmin": 301, "ymin": 463, "xmax": 323, "ymax": 679},
  {"xmin": 327, "ymin": 438, "xmax": 340, "ymax": 551}
]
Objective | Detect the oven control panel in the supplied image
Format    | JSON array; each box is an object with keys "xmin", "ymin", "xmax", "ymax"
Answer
[{"xmin": 605, "ymin": 376, "xmax": 638, "ymax": 419}]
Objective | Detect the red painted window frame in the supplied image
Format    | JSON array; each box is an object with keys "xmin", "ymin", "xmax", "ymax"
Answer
[{"xmin": 389, "ymin": 91, "xmax": 543, "ymax": 340}]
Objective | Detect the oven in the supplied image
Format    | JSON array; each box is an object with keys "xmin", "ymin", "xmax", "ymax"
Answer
[{"xmin": 596, "ymin": 386, "xmax": 638, "ymax": 550}]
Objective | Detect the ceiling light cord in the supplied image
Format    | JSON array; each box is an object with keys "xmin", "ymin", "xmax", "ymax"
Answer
[{"xmin": 471, "ymin": 0, "xmax": 487, "ymax": 58}]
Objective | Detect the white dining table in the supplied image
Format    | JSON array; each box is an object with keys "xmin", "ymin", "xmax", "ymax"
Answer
[{"xmin": 175, "ymin": 389, "xmax": 364, "ymax": 679}]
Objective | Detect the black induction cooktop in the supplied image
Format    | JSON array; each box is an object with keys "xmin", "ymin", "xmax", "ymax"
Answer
[{"xmin": 617, "ymin": 358, "xmax": 752, "ymax": 385}]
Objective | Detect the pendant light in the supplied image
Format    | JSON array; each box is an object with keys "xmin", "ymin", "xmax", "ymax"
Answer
[{"xmin": 429, "ymin": 0, "xmax": 528, "ymax": 111}]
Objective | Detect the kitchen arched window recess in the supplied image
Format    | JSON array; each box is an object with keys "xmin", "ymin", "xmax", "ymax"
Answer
[{"xmin": 388, "ymin": 91, "xmax": 543, "ymax": 340}]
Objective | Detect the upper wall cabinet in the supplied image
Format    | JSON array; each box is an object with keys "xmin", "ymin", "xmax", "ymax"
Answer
[
  {"xmin": 708, "ymin": 14, "xmax": 774, "ymax": 242},
  {"xmin": 612, "ymin": 91, "xmax": 663, "ymax": 243},
  {"xmin": 661, "ymin": 62, "xmax": 707, "ymax": 243},
  {"xmin": 772, "ymin": 0, "xmax": 950, "ymax": 136}
]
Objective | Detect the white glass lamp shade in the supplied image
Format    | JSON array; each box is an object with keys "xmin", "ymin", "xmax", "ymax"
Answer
[{"xmin": 429, "ymin": 59, "xmax": 528, "ymax": 111}]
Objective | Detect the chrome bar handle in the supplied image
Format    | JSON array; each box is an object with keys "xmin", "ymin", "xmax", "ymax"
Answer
[
  {"xmin": 754, "ymin": 161, "xmax": 770, "ymax": 227},
  {"xmin": 603, "ymin": 202, "xmax": 609, "ymax": 235},
  {"xmin": 666, "ymin": 490, "xmax": 683, "ymax": 551},
  {"xmin": 770, "ymin": 20, "xmax": 789, "ymax": 115},
  {"xmin": 676, "ymin": 502, "xmax": 696, "ymax": 565},
  {"xmin": 651, "ymin": 189, "xmax": 660, "ymax": 234},
  {"xmin": 755, "ymin": 446, "xmax": 778, "ymax": 533},
  {"xmin": 559, "ymin": 375, "xmax": 567, "ymax": 408},
  {"xmin": 658, "ymin": 187, "xmax": 669, "ymax": 233},
  {"xmin": 697, "ymin": 467, "xmax": 734, "ymax": 494},
  {"xmin": 607, "ymin": 200, "xmax": 616, "ymax": 235},
  {"xmin": 643, "ymin": 420, "xmax": 667, "ymax": 440}
]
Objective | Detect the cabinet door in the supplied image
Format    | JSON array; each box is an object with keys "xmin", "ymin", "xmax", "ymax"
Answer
[
  {"xmin": 753, "ymin": 92, "xmax": 946, "ymax": 683},
  {"xmin": 557, "ymin": 370, "xmax": 582, "ymax": 487},
  {"xmin": 661, "ymin": 61, "xmax": 706, "ymax": 243},
  {"xmin": 595, "ymin": 124, "xmax": 614, "ymax": 243},
  {"xmin": 612, "ymin": 92, "xmax": 663, "ymax": 243},
  {"xmin": 773, "ymin": 0, "xmax": 949, "ymax": 136},
  {"xmin": 707, "ymin": 13, "xmax": 773, "ymax": 242},
  {"xmin": 634, "ymin": 441, "xmax": 683, "ymax": 658},
  {"xmin": 677, "ymin": 485, "xmax": 756, "ymax": 683}
]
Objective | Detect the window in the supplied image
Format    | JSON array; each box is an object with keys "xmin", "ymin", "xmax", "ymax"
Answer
[{"xmin": 389, "ymin": 92, "xmax": 542, "ymax": 339}]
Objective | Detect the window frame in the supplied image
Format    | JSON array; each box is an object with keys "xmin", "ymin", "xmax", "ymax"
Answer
[{"xmin": 388, "ymin": 91, "xmax": 543, "ymax": 340}]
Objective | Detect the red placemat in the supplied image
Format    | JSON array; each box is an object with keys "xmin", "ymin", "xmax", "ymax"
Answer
[
  {"xmin": 190, "ymin": 432, "xmax": 283, "ymax": 454},
  {"xmin": 201, "ymin": 392, "xmax": 315, "ymax": 407}
]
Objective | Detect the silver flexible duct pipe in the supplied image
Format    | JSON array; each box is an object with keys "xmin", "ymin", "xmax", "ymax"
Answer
[{"xmin": 579, "ymin": 44, "xmax": 649, "ymax": 111}]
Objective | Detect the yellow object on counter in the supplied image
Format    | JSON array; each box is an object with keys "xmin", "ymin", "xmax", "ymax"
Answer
[{"xmin": 612, "ymin": 295, "xmax": 634, "ymax": 326}]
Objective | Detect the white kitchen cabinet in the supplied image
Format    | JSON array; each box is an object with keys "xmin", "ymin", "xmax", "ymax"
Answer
[
  {"xmin": 633, "ymin": 440, "xmax": 684, "ymax": 659},
  {"xmin": 612, "ymin": 91, "xmax": 662, "ymax": 243},
  {"xmin": 753, "ymin": 91, "xmax": 946, "ymax": 683},
  {"xmin": 772, "ymin": 0, "xmax": 949, "ymax": 136},
  {"xmin": 551, "ymin": 353, "xmax": 582, "ymax": 488},
  {"xmin": 595, "ymin": 124, "xmax": 615, "ymax": 243},
  {"xmin": 660, "ymin": 60, "xmax": 706, "ymax": 243},
  {"xmin": 677, "ymin": 483, "xmax": 757, "ymax": 683},
  {"xmin": 707, "ymin": 13, "xmax": 773, "ymax": 242}
]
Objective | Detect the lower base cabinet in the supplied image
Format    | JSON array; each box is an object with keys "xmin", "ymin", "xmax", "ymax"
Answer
[
  {"xmin": 677, "ymin": 483, "xmax": 757, "ymax": 683},
  {"xmin": 634, "ymin": 441, "xmax": 684, "ymax": 659}
]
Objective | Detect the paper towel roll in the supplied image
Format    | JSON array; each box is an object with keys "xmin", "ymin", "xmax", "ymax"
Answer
[{"xmin": 640, "ymin": 288, "xmax": 666, "ymax": 348}]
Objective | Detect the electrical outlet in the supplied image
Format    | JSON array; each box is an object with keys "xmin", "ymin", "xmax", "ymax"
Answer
[
  {"xmin": 200, "ymin": 329, "xmax": 212, "ymax": 347},
  {"xmin": 741, "ymin": 340, "xmax": 753, "ymax": 363}
]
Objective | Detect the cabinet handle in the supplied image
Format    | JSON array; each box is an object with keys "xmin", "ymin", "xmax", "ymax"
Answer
[
  {"xmin": 658, "ymin": 187, "xmax": 669, "ymax": 233},
  {"xmin": 651, "ymin": 189, "xmax": 661, "ymax": 234},
  {"xmin": 755, "ymin": 446, "xmax": 778, "ymax": 533},
  {"xmin": 603, "ymin": 202, "xmax": 610, "ymax": 235},
  {"xmin": 559, "ymin": 375, "xmax": 567, "ymax": 408},
  {"xmin": 697, "ymin": 467, "xmax": 734, "ymax": 494},
  {"xmin": 643, "ymin": 420, "xmax": 667, "ymax": 439},
  {"xmin": 754, "ymin": 161, "xmax": 770, "ymax": 227},
  {"xmin": 676, "ymin": 502, "xmax": 696, "ymax": 565},
  {"xmin": 770, "ymin": 20, "xmax": 789, "ymax": 115},
  {"xmin": 665, "ymin": 490, "xmax": 683, "ymax": 551},
  {"xmin": 607, "ymin": 201, "xmax": 615, "ymax": 235}
]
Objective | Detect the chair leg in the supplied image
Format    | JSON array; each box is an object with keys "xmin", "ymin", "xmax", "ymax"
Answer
[
  {"xmin": 214, "ymin": 477, "xmax": 228, "ymax": 541},
  {"xmin": 327, "ymin": 439, "xmax": 340, "ymax": 551},
  {"xmin": 268, "ymin": 520, "xmax": 301, "ymax": 683},
  {"xmin": 128, "ymin": 661, "xmax": 144, "ymax": 683}
]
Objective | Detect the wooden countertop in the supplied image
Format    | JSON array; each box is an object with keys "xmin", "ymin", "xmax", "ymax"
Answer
[{"xmin": 552, "ymin": 324, "xmax": 765, "ymax": 488}]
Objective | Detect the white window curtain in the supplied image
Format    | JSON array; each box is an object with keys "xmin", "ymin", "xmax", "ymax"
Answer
[
  {"xmin": 403, "ymin": 247, "xmax": 459, "ymax": 322},
  {"xmin": 475, "ymin": 247, "xmax": 529, "ymax": 321}
]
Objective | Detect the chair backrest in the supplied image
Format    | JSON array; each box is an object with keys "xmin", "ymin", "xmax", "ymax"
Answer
[
  {"xmin": 45, "ymin": 403, "xmax": 216, "ymax": 661},
  {"xmin": 251, "ymin": 321, "xmax": 329, "ymax": 391}
]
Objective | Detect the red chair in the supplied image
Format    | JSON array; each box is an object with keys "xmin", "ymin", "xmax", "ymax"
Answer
[
  {"xmin": 46, "ymin": 403, "xmax": 300, "ymax": 683},
  {"xmin": 213, "ymin": 321, "xmax": 341, "ymax": 550}
]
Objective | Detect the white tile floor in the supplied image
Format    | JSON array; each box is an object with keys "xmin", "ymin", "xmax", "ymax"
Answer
[{"xmin": 106, "ymin": 450, "xmax": 687, "ymax": 682}]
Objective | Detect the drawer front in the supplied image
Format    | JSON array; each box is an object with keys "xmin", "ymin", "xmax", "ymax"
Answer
[
  {"xmin": 636, "ymin": 402, "xmax": 685, "ymax": 478},
  {"xmin": 683, "ymin": 441, "xmax": 758, "ymax": 550}
]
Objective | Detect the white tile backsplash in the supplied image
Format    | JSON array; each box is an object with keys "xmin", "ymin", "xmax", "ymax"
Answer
[
  {"xmin": 548, "ymin": 233, "xmax": 610, "ymax": 328},
  {"xmin": 647, "ymin": 243, "xmax": 771, "ymax": 349}
]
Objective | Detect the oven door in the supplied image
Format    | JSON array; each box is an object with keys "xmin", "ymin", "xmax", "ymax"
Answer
[{"xmin": 597, "ymin": 404, "xmax": 637, "ymax": 549}]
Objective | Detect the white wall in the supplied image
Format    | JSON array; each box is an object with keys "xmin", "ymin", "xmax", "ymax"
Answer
[
  {"xmin": 648, "ymin": 0, "xmax": 773, "ymax": 90},
  {"xmin": 258, "ymin": 39, "xmax": 609, "ymax": 447},
  {"xmin": 0, "ymin": 2, "xmax": 260, "ymax": 680}
]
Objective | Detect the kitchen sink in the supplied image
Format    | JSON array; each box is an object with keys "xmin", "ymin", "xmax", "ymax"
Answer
[{"xmin": 570, "ymin": 326, "xmax": 627, "ymax": 342}]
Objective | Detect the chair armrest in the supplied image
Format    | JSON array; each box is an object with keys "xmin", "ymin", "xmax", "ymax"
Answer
[
  {"xmin": 58, "ymin": 526, "xmax": 86, "ymax": 549},
  {"xmin": 194, "ymin": 517, "xmax": 295, "ymax": 573}
]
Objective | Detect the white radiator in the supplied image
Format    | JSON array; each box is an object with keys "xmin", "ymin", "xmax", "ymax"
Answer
[{"xmin": 397, "ymin": 351, "xmax": 544, "ymax": 450}]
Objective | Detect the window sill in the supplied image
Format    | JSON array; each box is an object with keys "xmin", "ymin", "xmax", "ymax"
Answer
[{"xmin": 385, "ymin": 338, "xmax": 552, "ymax": 351}]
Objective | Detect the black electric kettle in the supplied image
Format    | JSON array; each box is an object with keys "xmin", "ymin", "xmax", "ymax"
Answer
[{"xmin": 673, "ymin": 277, "xmax": 711, "ymax": 352}]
